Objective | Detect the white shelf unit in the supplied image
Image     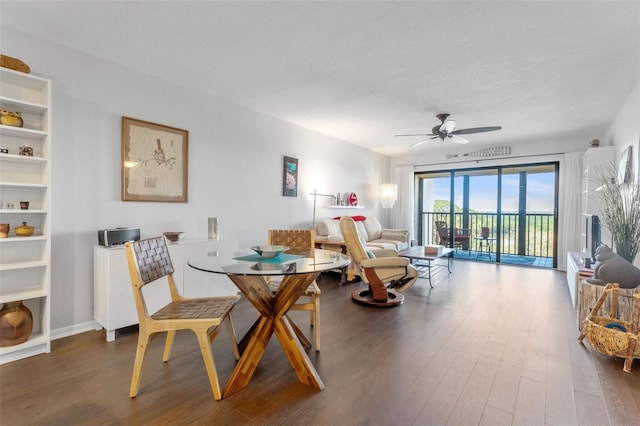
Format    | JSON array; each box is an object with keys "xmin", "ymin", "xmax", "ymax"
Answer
[
  {"xmin": 327, "ymin": 205, "xmax": 364, "ymax": 209},
  {"xmin": 581, "ymin": 146, "xmax": 615, "ymax": 250},
  {"xmin": 94, "ymin": 239, "xmax": 238, "ymax": 342},
  {"xmin": 0, "ymin": 68, "xmax": 51, "ymax": 364}
]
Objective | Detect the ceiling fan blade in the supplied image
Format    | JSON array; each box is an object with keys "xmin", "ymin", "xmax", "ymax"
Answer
[
  {"xmin": 410, "ymin": 136, "xmax": 437, "ymax": 147},
  {"xmin": 394, "ymin": 133, "xmax": 431, "ymax": 137},
  {"xmin": 439, "ymin": 120, "xmax": 456, "ymax": 133},
  {"xmin": 449, "ymin": 135, "xmax": 469, "ymax": 144},
  {"xmin": 451, "ymin": 126, "xmax": 502, "ymax": 135}
]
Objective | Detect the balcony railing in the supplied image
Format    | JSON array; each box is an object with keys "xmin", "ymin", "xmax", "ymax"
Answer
[{"xmin": 421, "ymin": 212, "xmax": 555, "ymax": 259}]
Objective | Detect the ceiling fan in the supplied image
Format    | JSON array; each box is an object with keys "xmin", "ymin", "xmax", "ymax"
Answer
[{"xmin": 395, "ymin": 113, "xmax": 502, "ymax": 147}]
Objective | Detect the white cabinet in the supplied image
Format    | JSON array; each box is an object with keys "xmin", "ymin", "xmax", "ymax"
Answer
[
  {"xmin": 0, "ymin": 69, "xmax": 51, "ymax": 364},
  {"xmin": 93, "ymin": 239, "xmax": 238, "ymax": 342},
  {"xmin": 566, "ymin": 251, "xmax": 594, "ymax": 309}
]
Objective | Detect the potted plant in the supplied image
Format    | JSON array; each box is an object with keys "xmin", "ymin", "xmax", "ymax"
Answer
[{"xmin": 594, "ymin": 164, "xmax": 640, "ymax": 264}]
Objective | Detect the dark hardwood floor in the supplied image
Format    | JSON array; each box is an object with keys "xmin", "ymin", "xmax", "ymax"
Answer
[{"xmin": 1, "ymin": 261, "xmax": 639, "ymax": 425}]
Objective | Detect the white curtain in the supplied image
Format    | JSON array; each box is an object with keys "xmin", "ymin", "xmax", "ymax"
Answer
[
  {"xmin": 393, "ymin": 165, "xmax": 415, "ymax": 242},
  {"xmin": 557, "ymin": 151, "xmax": 583, "ymax": 270}
]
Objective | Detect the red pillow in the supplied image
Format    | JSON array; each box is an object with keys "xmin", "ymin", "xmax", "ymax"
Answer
[{"xmin": 332, "ymin": 215, "xmax": 367, "ymax": 221}]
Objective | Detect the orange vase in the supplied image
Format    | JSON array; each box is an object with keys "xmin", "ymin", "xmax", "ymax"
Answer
[{"xmin": 0, "ymin": 301, "xmax": 33, "ymax": 347}]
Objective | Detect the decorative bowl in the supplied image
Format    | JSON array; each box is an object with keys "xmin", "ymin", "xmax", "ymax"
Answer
[
  {"xmin": 163, "ymin": 232, "xmax": 185, "ymax": 242},
  {"xmin": 250, "ymin": 245, "xmax": 288, "ymax": 259}
]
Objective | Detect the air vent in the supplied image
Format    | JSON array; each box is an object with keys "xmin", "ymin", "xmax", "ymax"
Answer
[{"xmin": 446, "ymin": 146, "xmax": 511, "ymax": 159}]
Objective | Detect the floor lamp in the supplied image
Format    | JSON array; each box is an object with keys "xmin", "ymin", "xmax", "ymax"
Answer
[
  {"xmin": 378, "ymin": 183, "xmax": 397, "ymax": 227},
  {"xmin": 310, "ymin": 189, "xmax": 336, "ymax": 230}
]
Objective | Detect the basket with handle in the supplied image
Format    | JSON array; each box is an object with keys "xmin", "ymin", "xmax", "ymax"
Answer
[{"xmin": 578, "ymin": 283, "xmax": 640, "ymax": 373}]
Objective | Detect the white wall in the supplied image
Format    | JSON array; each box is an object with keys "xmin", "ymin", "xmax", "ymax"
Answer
[
  {"xmin": 1, "ymin": 27, "xmax": 390, "ymax": 335},
  {"xmin": 606, "ymin": 81, "xmax": 639, "ymax": 181},
  {"xmin": 604, "ymin": 81, "xmax": 640, "ymax": 267}
]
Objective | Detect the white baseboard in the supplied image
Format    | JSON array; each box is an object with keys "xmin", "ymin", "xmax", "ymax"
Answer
[{"xmin": 51, "ymin": 320, "xmax": 97, "ymax": 341}]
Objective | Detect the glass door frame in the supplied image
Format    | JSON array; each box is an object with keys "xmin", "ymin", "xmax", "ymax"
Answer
[{"xmin": 416, "ymin": 161, "xmax": 559, "ymax": 268}]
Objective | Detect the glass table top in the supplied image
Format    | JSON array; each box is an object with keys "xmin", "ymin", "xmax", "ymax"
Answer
[{"xmin": 188, "ymin": 248, "xmax": 350, "ymax": 276}]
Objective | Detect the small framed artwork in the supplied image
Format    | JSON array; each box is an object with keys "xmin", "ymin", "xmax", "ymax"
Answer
[
  {"xmin": 283, "ymin": 156, "xmax": 298, "ymax": 197},
  {"xmin": 618, "ymin": 145, "xmax": 633, "ymax": 184},
  {"xmin": 121, "ymin": 116, "xmax": 189, "ymax": 202}
]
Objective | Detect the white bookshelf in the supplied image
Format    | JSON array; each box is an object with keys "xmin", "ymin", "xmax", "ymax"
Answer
[{"xmin": 0, "ymin": 68, "xmax": 51, "ymax": 364}]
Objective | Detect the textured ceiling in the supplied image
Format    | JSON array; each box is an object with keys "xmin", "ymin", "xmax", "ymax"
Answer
[{"xmin": 1, "ymin": 1, "xmax": 638, "ymax": 157}]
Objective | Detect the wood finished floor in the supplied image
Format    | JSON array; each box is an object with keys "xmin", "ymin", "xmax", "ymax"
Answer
[{"xmin": 1, "ymin": 261, "xmax": 639, "ymax": 425}]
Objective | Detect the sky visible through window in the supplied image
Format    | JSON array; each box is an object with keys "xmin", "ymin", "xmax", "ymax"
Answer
[{"xmin": 432, "ymin": 172, "xmax": 555, "ymax": 213}]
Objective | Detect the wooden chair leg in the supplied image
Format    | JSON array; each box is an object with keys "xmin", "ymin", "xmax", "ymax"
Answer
[
  {"xmin": 225, "ymin": 316, "xmax": 240, "ymax": 360},
  {"xmin": 130, "ymin": 332, "xmax": 152, "ymax": 397},
  {"xmin": 314, "ymin": 294, "xmax": 320, "ymax": 351},
  {"xmin": 196, "ymin": 331, "xmax": 223, "ymax": 400},
  {"xmin": 163, "ymin": 330, "xmax": 176, "ymax": 362}
]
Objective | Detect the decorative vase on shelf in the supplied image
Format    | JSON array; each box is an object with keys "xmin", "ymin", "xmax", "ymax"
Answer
[
  {"xmin": 0, "ymin": 301, "xmax": 33, "ymax": 347},
  {"xmin": 15, "ymin": 222, "xmax": 34, "ymax": 237},
  {"xmin": 0, "ymin": 223, "xmax": 9, "ymax": 238}
]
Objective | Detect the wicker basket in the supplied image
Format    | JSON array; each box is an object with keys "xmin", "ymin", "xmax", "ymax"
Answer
[
  {"xmin": 583, "ymin": 316, "xmax": 639, "ymax": 358},
  {"xmin": 578, "ymin": 283, "xmax": 640, "ymax": 373}
]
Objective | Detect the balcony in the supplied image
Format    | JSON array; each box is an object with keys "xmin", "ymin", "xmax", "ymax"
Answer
[{"xmin": 420, "ymin": 212, "xmax": 555, "ymax": 268}]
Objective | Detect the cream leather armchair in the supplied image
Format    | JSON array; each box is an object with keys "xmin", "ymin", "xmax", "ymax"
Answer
[{"xmin": 340, "ymin": 216, "xmax": 418, "ymax": 307}]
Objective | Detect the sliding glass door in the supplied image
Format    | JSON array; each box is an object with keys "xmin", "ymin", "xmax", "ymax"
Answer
[
  {"xmin": 499, "ymin": 165, "xmax": 557, "ymax": 266},
  {"xmin": 416, "ymin": 162, "xmax": 558, "ymax": 268}
]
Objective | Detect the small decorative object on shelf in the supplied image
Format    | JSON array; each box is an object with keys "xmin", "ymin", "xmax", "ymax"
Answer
[
  {"xmin": 348, "ymin": 192, "xmax": 358, "ymax": 206},
  {"xmin": 0, "ymin": 54, "xmax": 31, "ymax": 73},
  {"xmin": 0, "ymin": 223, "xmax": 9, "ymax": 238},
  {"xmin": 163, "ymin": 231, "xmax": 184, "ymax": 242},
  {"xmin": 18, "ymin": 144, "xmax": 33, "ymax": 156},
  {"xmin": 0, "ymin": 301, "xmax": 34, "ymax": 347},
  {"xmin": 15, "ymin": 222, "xmax": 34, "ymax": 237},
  {"xmin": 19, "ymin": 201, "xmax": 29, "ymax": 210},
  {"xmin": 0, "ymin": 147, "xmax": 8, "ymax": 154},
  {"xmin": 0, "ymin": 110, "xmax": 24, "ymax": 127},
  {"xmin": 208, "ymin": 217, "xmax": 219, "ymax": 240}
]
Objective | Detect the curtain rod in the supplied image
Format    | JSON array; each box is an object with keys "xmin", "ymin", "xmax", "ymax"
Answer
[{"xmin": 405, "ymin": 151, "xmax": 569, "ymax": 169}]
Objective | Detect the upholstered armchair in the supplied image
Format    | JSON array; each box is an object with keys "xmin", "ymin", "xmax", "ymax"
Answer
[{"xmin": 340, "ymin": 216, "xmax": 418, "ymax": 307}]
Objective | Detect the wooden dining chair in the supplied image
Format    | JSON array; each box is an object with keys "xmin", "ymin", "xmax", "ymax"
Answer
[
  {"xmin": 124, "ymin": 236, "xmax": 240, "ymax": 400},
  {"xmin": 267, "ymin": 229, "xmax": 322, "ymax": 351}
]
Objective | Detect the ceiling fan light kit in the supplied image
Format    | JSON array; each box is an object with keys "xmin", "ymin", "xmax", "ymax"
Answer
[{"xmin": 396, "ymin": 112, "xmax": 502, "ymax": 147}]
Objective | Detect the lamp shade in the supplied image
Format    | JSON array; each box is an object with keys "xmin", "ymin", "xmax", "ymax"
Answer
[{"xmin": 379, "ymin": 183, "xmax": 397, "ymax": 208}]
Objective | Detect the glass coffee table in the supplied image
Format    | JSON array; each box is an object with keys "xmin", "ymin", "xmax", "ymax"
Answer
[{"xmin": 398, "ymin": 246, "xmax": 454, "ymax": 288}]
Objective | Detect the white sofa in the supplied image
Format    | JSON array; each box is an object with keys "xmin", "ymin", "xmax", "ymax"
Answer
[{"xmin": 316, "ymin": 216, "xmax": 410, "ymax": 251}]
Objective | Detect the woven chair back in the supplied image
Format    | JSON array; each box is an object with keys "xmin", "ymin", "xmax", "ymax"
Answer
[
  {"xmin": 128, "ymin": 236, "xmax": 175, "ymax": 287},
  {"xmin": 267, "ymin": 229, "xmax": 315, "ymax": 257}
]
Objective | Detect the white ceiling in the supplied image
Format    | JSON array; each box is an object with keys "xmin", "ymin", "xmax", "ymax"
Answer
[{"xmin": 2, "ymin": 1, "xmax": 639, "ymax": 157}]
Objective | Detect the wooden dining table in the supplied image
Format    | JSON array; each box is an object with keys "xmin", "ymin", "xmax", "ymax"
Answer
[{"xmin": 188, "ymin": 248, "xmax": 350, "ymax": 398}]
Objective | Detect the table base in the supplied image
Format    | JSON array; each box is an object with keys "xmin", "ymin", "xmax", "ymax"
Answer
[
  {"xmin": 398, "ymin": 247, "xmax": 454, "ymax": 288},
  {"xmin": 224, "ymin": 272, "xmax": 323, "ymax": 398}
]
